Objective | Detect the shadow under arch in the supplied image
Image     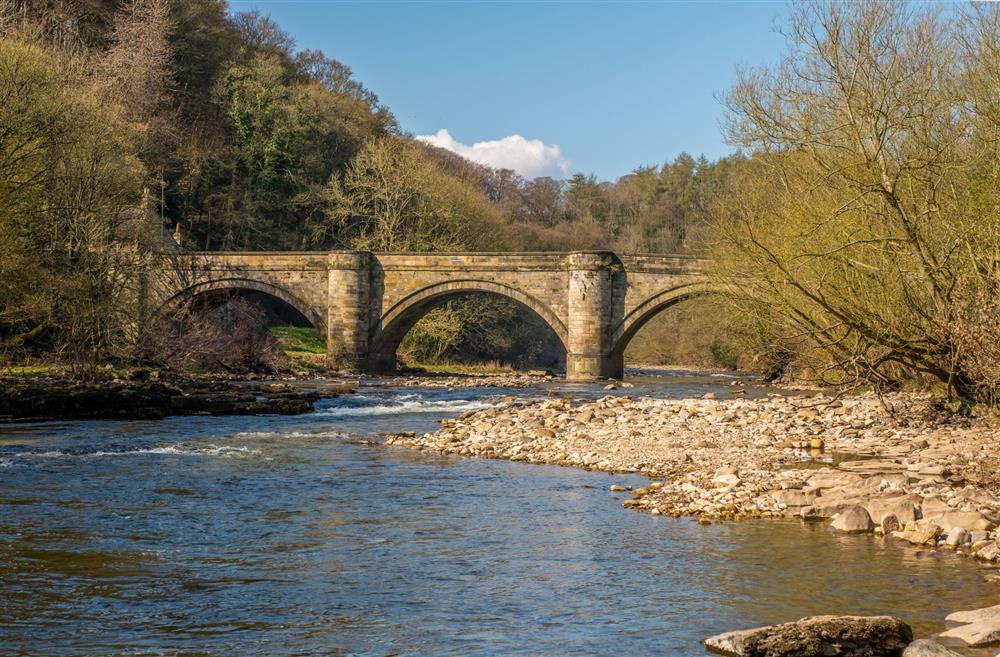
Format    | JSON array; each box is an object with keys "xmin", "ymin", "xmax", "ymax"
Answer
[
  {"xmin": 371, "ymin": 279, "xmax": 568, "ymax": 371},
  {"xmin": 610, "ymin": 281, "xmax": 727, "ymax": 358},
  {"xmin": 159, "ymin": 277, "xmax": 325, "ymax": 334}
]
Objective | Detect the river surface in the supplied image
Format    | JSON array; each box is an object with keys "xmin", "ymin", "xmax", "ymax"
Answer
[{"xmin": 1, "ymin": 371, "xmax": 996, "ymax": 656}]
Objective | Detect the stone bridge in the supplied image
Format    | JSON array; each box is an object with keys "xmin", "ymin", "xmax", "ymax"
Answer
[{"xmin": 149, "ymin": 251, "xmax": 713, "ymax": 380}]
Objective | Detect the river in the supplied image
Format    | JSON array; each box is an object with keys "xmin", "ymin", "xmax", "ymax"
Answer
[{"xmin": 1, "ymin": 372, "xmax": 996, "ymax": 656}]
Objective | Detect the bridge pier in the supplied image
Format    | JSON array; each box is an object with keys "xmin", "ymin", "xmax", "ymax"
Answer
[
  {"xmin": 565, "ymin": 252, "xmax": 623, "ymax": 381},
  {"xmin": 326, "ymin": 252, "xmax": 372, "ymax": 371}
]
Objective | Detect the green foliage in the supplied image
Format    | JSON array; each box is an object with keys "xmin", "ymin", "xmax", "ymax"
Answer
[
  {"xmin": 624, "ymin": 296, "xmax": 742, "ymax": 370},
  {"xmin": 0, "ymin": 33, "xmax": 152, "ymax": 370},
  {"xmin": 317, "ymin": 137, "xmax": 511, "ymax": 251},
  {"xmin": 400, "ymin": 295, "xmax": 563, "ymax": 369},
  {"xmin": 269, "ymin": 326, "xmax": 326, "ymax": 355},
  {"xmin": 712, "ymin": 1, "xmax": 1000, "ymax": 397}
]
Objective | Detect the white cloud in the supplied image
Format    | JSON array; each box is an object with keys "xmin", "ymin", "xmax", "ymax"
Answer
[{"xmin": 415, "ymin": 128, "xmax": 571, "ymax": 179}]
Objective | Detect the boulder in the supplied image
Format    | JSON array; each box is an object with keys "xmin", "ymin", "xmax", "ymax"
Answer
[
  {"xmin": 944, "ymin": 528, "xmax": 969, "ymax": 548},
  {"xmin": 901, "ymin": 639, "xmax": 964, "ymax": 656},
  {"xmin": 772, "ymin": 489, "xmax": 819, "ymax": 507},
  {"xmin": 704, "ymin": 615, "xmax": 912, "ymax": 657},
  {"xmin": 977, "ymin": 542, "xmax": 1000, "ymax": 562},
  {"xmin": 831, "ymin": 506, "xmax": 875, "ymax": 534},
  {"xmin": 864, "ymin": 497, "xmax": 921, "ymax": 524}
]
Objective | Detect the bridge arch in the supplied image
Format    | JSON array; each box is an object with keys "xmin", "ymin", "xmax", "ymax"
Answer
[
  {"xmin": 611, "ymin": 281, "xmax": 726, "ymax": 358},
  {"xmin": 371, "ymin": 279, "xmax": 568, "ymax": 371},
  {"xmin": 160, "ymin": 277, "xmax": 326, "ymax": 334}
]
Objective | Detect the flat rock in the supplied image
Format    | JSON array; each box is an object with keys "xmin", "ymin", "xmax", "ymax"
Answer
[
  {"xmin": 938, "ymin": 619, "xmax": 1000, "ymax": 647},
  {"xmin": 923, "ymin": 509, "xmax": 994, "ymax": 532},
  {"xmin": 704, "ymin": 614, "xmax": 912, "ymax": 656},
  {"xmin": 946, "ymin": 603, "xmax": 1000, "ymax": 625},
  {"xmin": 902, "ymin": 639, "xmax": 964, "ymax": 656}
]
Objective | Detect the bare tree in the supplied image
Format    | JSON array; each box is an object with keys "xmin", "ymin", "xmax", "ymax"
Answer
[{"xmin": 712, "ymin": 1, "xmax": 1000, "ymax": 399}]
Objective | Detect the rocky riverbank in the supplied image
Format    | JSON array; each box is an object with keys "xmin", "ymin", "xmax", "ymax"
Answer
[
  {"xmin": 0, "ymin": 376, "xmax": 355, "ymax": 421},
  {"xmin": 385, "ymin": 392, "xmax": 1000, "ymax": 570}
]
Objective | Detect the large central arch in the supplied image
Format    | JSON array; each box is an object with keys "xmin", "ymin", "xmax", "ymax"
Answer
[
  {"xmin": 370, "ymin": 279, "xmax": 569, "ymax": 371},
  {"xmin": 159, "ymin": 277, "xmax": 326, "ymax": 334}
]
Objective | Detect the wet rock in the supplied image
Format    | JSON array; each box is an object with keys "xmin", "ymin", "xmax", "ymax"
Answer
[
  {"xmin": 703, "ymin": 615, "xmax": 912, "ymax": 657},
  {"xmin": 830, "ymin": 506, "xmax": 874, "ymax": 534}
]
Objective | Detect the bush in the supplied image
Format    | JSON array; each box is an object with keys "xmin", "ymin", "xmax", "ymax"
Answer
[{"xmin": 140, "ymin": 296, "xmax": 285, "ymax": 373}]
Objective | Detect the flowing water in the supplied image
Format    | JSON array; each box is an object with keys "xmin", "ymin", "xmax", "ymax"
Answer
[{"xmin": 1, "ymin": 371, "xmax": 996, "ymax": 656}]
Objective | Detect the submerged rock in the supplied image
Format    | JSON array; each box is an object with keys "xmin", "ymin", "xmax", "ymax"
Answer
[{"xmin": 704, "ymin": 615, "xmax": 912, "ymax": 657}]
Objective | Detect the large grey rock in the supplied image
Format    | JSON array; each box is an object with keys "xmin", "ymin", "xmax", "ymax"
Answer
[
  {"xmin": 704, "ymin": 615, "xmax": 912, "ymax": 656},
  {"xmin": 902, "ymin": 639, "xmax": 963, "ymax": 656},
  {"xmin": 831, "ymin": 506, "xmax": 875, "ymax": 534}
]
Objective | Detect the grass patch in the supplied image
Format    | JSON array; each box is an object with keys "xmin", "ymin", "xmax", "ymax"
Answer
[
  {"xmin": 0, "ymin": 364, "xmax": 64, "ymax": 377},
  {"xmin": 407, "ymin": 360, "xmax": 518, "ymax": 375},
  {"xmin": 269, "ymin": 326, "xmax": 327, "ymax": 373},
  {"xmin": 270, "ymin": 327, "xmax": 326, "ymax": 354}
]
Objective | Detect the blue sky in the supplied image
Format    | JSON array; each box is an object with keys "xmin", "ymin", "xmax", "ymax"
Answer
[{"xmin": 233, "ymin": 1, "xmax": 789, "ymax": 181}]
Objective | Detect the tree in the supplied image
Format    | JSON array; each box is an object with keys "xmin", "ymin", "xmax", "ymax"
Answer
[
  {"xmin": 713, "ymin": 1, "xmax": 1000, "ymax": 398},
  {"xmin": 0, "ymin": 35, "xmax": 152, "ymax": 369},
  {"xmin": 316, "ymin": 137, "xmax": 510, "ymax": 251}
]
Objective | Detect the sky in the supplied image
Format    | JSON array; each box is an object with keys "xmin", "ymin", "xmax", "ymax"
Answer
[{"xmin": 234, "ymin": 1, "xmax": 790, "ymax": 181}]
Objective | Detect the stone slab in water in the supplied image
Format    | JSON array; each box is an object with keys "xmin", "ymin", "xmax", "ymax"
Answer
[
  {"xmin": 938, "ymin": 619, "xmax": 1000, "ymax": 647},
  {"xmin": 945, "ymin": 603, "xmax": 1000, "ymax": 625},
  {"xmin": 704, "ymin": 615, "xmax": 912, "ymax": 657}
]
